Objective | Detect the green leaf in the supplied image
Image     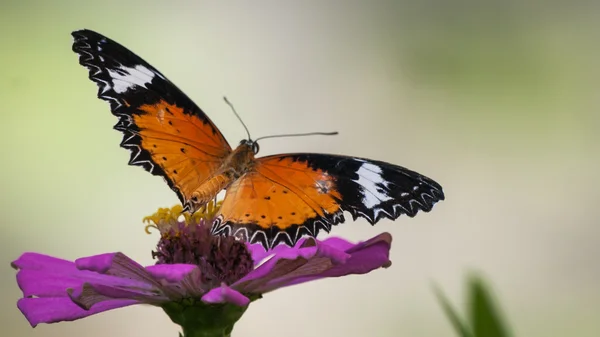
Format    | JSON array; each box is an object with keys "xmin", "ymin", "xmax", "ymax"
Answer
[
  {"xmin": 432, "ymin": 284, "xmax": 473, "ymax": 337},
  {"xmin": 468, "ymin": 275, "xmax": 512, "ymax": 337}
]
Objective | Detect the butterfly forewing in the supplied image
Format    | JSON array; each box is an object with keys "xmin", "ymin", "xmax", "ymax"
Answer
[
  {"xmin": 71, "ymin": 30, "xmax": 232, "ymax": 208},
  {"xmin": 212, "ymin": 153, "xmax": 444, "ymax": 249}
]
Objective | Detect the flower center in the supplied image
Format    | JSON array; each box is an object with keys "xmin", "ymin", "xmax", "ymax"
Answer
[{"xmin": 144, "ymin": 202, "xmax": 254, "ymax": 287}]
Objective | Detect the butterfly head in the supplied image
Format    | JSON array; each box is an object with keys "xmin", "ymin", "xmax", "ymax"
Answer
[{"xmin": 239, "ymin": 139, "xmax": 260, "ymax": 154}]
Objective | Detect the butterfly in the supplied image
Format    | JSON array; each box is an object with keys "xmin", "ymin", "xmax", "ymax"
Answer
[{"xmin": 71, "ymin": 29, "xmax": 445, "ymax": 250}]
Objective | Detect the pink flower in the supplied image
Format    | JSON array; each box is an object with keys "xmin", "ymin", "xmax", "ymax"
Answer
[{"xmin": 12, "ymin": 204, "xmax": 392, "ymax": 336}]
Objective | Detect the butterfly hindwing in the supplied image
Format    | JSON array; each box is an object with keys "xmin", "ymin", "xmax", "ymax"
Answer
[
  {"xmin": 72, "ymin": 30, "xmax": 232, "ymax": 209},
  {"xmin": 212, "ymin": 153, "xmax": 444, "ymax": 249}
]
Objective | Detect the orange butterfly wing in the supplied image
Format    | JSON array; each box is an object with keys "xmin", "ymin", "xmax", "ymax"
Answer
[
  {"xmin": 212, "ymin": 153, "xmax": 444, "ymax": 249},
  {"xmin": 72, "ymin": 30, "xmax": 232, "ymax": 210}
]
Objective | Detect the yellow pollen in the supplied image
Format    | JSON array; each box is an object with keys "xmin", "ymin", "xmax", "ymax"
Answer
[{"xmin": 143, "ymin": 200, "xmax": 223, "ymax": 234}]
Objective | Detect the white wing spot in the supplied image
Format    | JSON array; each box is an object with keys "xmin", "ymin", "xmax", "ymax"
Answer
[
  {"xmin": 355, "ymin": 162, "xmax": 392, "ymax": 208},
  {"xmin": 107, "ymin": 64, "xmax": 156, "ymax": 93}
]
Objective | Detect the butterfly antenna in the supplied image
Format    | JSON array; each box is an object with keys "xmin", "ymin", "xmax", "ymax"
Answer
[
  {"xmin": 223, "ymin": 96, "xmax": 252, "ymax": 140},
  {"xmin": 255, "ymin": 131, "xmax": 339, "ymax": 142}
]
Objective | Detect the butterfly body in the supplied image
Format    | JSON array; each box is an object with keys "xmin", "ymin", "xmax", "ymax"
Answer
[
  {"xmin": 72, "ymin": 29, "xmax": 445, "ymax": 249},
  {"xmin": 187, "ymin": 141, "xmax": 257, "ymax": 211}
]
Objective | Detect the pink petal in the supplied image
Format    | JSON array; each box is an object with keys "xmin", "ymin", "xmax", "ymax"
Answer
[
  {"xmin": 263, "ymin": 233, "xmax": 393, "ymax": 291},
  {"xmin": 76, "ymin": 253, "xmax": 160, "ymax": 288},
  {"xmin": 145, "ymin": 263, "xmax": 197, "ymax": 283},
  {"xmin": 246, "ymin": 242, "xmax": 271, "ymax": 265},
  {"xmin": 13, "ymin": 253, "xmax": 149, "ymax": 298},
  {"xmin": 319, "ymin": 236, "xmax": 356, "ymax": 252},
  {"xmin": 235, "ymin": 233, "xmax": 392, "ymax": 294},
  {"xmin": 17, "ymin": 297, "xmax": 138, "ymax": 327},
  {"xmin": 12, "ymin": 253, "xmax": 78, "ymax": 272},
  {"xmin": 68, "ymin": 283, "xmax": 167, "ymax": 310},
  {"xmin": 150, "ymin": 266, "xmax": 207, "ymax": 299},
  {"xmin": 247, "ymin": 239, "xmax": 309, "ymax": 266},
  {"xmin": 233, "ymin": 238, "xmax": 347, "ymax": 293},
  {"xmin": 201, "ymin": 284, "xmax": 250, "ymax": 306},
  {"xmin": 13, "ymin": 251, "xmax": 171, "ymax": 326}
]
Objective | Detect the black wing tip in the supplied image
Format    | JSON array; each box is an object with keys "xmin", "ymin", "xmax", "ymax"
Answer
[
  {"xmin": 71, "ymin": 29, "xmax": 87, "ymax": 39},
  {"xmin": 436, "ymin": 188, "xmax": 446, "ymax": 201},
  {"xmin": 71, "ymin": 30, "xmax": 101, "ymax": 52},
  {"xmin": 70, "ymin": 28, "xmax": 125, "ymax": 112},
  {"xmin": 70, "ymin": 30, "xmax": 102, "ymax": 75},
  {"xmin": 71, "ymin": 33, "xmax": 90, "ymax": 54},
  {"xmin": 72, "ymin": 29, "xmax": 104, "ymax": 40}
]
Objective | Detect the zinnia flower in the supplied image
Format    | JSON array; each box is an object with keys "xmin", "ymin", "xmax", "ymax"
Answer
[{"xmin": 12, "ymin": 202, "xmax": 393, "ymax": 336}]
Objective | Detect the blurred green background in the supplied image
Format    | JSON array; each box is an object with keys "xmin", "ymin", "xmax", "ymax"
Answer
[{"xmin": 1, "ymin": 1, "xmax": 598, "ymax": 336}]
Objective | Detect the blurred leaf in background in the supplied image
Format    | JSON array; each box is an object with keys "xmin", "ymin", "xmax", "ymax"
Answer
[{"xmin": 434, "ymin": 273, "xmax": 512, "ymax": 337}]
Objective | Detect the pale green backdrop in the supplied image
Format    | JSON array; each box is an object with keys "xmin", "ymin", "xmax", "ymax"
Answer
[{"xmin": 1, "ymin": 1, "xmax": 599, "ymax": 336}]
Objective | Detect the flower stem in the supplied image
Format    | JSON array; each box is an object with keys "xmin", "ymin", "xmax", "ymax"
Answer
[
  {"xmin": 180, "ymin": 326, "xmax": 232, "ymax": 337},
  {"xmin": 163, "ymin": 301, "xmax": 248, "ymax": 337}
]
